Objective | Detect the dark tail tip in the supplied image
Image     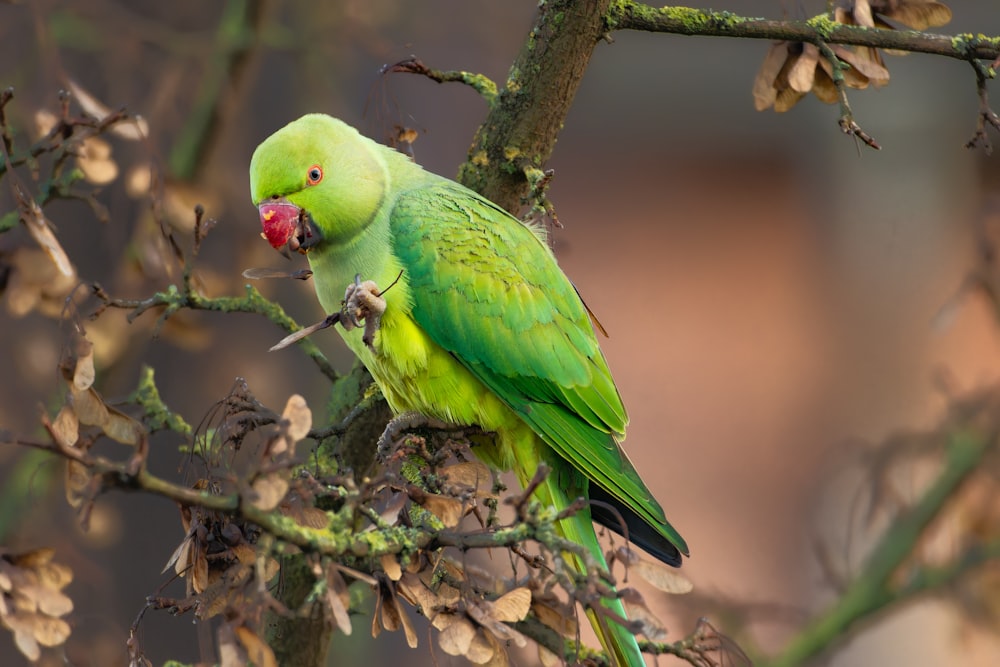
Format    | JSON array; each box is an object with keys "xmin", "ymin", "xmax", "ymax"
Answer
[{"xmin": 588, "ymin": 485, "xmax": 684, "ymax": 568}]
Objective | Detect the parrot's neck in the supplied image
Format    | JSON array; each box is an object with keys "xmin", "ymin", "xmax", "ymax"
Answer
[
  {"xmin": 306, "ymin": 152, "xmax": 436, "ymax": 320},
  {"xmin": 307, "ymin": 210, "xmax": 404, "ymax": 317}
]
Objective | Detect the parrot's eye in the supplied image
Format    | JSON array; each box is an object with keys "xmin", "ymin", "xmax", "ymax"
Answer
[{"xmin": 307, "ymin": 165, "xmax": 323, "ymax": 185}]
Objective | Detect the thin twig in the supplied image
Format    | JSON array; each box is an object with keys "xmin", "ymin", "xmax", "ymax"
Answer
[
  {"xmin": 381, "ymin": 57, "xmax": 498, "ymax": 107},
  {"xmin": 965, "ymin": 59, "xmax": 1000, "ymax": 152},
  {"xmin": 816, "ymin": 41, "xmax": 880, "ymax": 150}
]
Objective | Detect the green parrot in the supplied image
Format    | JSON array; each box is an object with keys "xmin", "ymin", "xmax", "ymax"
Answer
[{"xmin": 249, "ymin": 114, "xmax": 688, "ymax": 666}]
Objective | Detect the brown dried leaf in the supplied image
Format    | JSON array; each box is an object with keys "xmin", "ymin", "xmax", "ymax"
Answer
[
  {"xmin": 373, "ymin": 583, "xmax": 418, "ymax": 648},
  {"xmin": 125, "ymin": 164, "xmax": 152, "ymax": 197},
  {"xmin": 217, "ymin": 623, "xmax": 241, "ymax": 667},
  {"xmin": 236, "ymin": 625, "xmax": 278, "ymax": 667},
  {"xmin": 72, "ymin": 338, "xmax": 95, "ymax": 391},
  {"xmin": 189, "ymin": 543, "xmax": 209, "ymax": 595},
  {"xmin": 532, "ymin": 599, "xmax": 577, "ymax": 637},
  {"xmin": 616, "ymin": 548, "xmax": 693, "ymax": 594},
  {"xmin": 10, "ymin": 548, "xmax": 55, "ymax": 570},
  {"xmin": 370, "ymin": 596, "xmax": 382, "ymax": 640},
  {"xmin": 774, "ymin": 54, "xmax": 808, "ymax": 112},
  {"xmin": 251, "ymin": 474, "xmax": 289, "ymax": 512},
  {"xmin": 490, "ymin": 587, "xmax": 531, "ymax": 623},
  {"xmin": 296, "ymin": 507, "xmax": 328, "ymax": 529},
  {"xmin": 466, "ymin": 598, "xmax": 529, "ymax": 648},
  {"xmin": 282, "ymin": 394, "xmax": 312, "ymax": 443},
  {"xmin": 398, "ymin": 572, "xmax": 455, "ymax": 624},
  {"xmin": 752, "ymin": 42, "xmax": 788, "ymax": 111},
  {"xmin": 634, "ymin": 559, "xmax": 694, "ymax": 594},
  {"xmin": 13, "ymin": 626, "xmax": 40, "ymax": 661},
  {"xmin": 880, "ymin": 1, "xmax": 952, "ymax": 30},
  {"xmin": 67, "ymin": 78, "xmax": 149, "ymax": 140},
  {"xmin": 68, "ymin": 384, "xmax": 109, "ymax": 428},
  {"xmin": 835, "ymin": 45, "xmax": 890, "ymax": 87},
  {"xmin": 418, "ymin": 493, "xmax": 464, "ymax": 528},
  {"xmin": 0, "ymin": 548, "xmax": 75, "ymax": 660},
  {"xmin": 438, "ymin": 616, "xmax": 476, "ymax": 656},
  {"xmin": 788, "ymin": 43, "xmax": 819, "ymax": 93},
  {"xmin": 620, "ymin": 589, "xmax": 668, "ymax": 641},
  {"xmin": 5, "ymin": 248, "xmax": 77, "ymax": 318},
  {"xmin": 66, "ymin": 78, "xmax": 113, "ymax": 119},
  {"xmin": 440, "ymin": 461, "xmax": 494, "ymax": 495},
  {"xmin": 18, "ymin": 190, "xmax": 73, "ymax": 278},
  {"xmin": 538, "ymin": 645, "xmax": 562, "ymax": 667},
  {"xmin": 103, "ymin": 406, "xmax": 143, "ymax": 446},
  {"xmin": 10, "ymin": 590, "xmax": 37, "ymax": 613},
  {"xmin": 3, "ymin": 274, "xmax": 41, "ymax": 316},
  {"xmin": 64, "ymin": 460, "xmax": 90, "ymax": 509},
  {"xmin": 28, "ymin": 586, "xmax": 73, "ymax": 618},
  {"xmin": 35, "ymin": 561, "xmax": 72, "ymax": 593},
  {"xmin": 51, "ymin": 406, "xmax": 79, "ymax": 449},
  {"xmin": 380, "ymin": 554, "xmax": 402, "ymax": 582},
  {"xmin": 1, "ymin": 553, "xmax": 74, "ymax": 621},
  {"xmin": 850, "ymin": 0, "xmax": 877, "ymax": 27},
  {"xmin": 231, "ymin": 542, "xmax": 257, "ymax": 566},
  {"xmin": 162, "ymin": 533, "xmax": 194, "ymax": 575},
  {"xmin": 816, "ymin": 47, "xmax": 867, "ymax": 91},
  {"xmin": 262, "ymin": 556, "xmax": 280, "ymax": 584},
  {"xmin": 467, "ymin": 628, "xmax": 499, "ymax": 665},
  {"xmin": 77, "ymin": 138, "xmax": 118, "ymax": 185},
  {"xmin": 811, "ymin": 68, "xmax": 840, "ymax": 104},
  {"xmin": 326, "ymin": 570, "xmax": 353, "ymax": 635},
  {"xmin": 377, "ymin": 492, "xmax": 408, "ymax": 526},
  {"xmin": 33, "ymin": 109, "xmax": 57, "ymax": 138},
  {"xmin": 394, "ymin": 595, "xmax": 418, "ymax": 649},
  {"xmin": 29, "ymin": 613, "xmax": 71, "ymax": 646}
]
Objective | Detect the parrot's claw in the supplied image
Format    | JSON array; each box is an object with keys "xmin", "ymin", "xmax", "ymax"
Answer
[
  {"xmin": 340, "ymin": 275, "xmax": 386, "ymax": 352},
  {"xmin": 376, "ymin": 411, "xmax": 451, "ymax": 461}
]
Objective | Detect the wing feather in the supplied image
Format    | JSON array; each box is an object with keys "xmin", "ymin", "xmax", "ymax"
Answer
[{"xmin": 389, "ymin": 180, "xmax": 687, "ymax": 557}]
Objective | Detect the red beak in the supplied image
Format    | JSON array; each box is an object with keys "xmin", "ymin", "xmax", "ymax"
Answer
[{"xmin": 258, "ymin": 201, "xmax": 301, "ymax": 249}]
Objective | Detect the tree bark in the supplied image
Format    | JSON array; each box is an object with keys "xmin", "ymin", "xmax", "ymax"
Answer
[{"xmin": 457, "ymin": 0, "xmax": 613, "ymax": 214}]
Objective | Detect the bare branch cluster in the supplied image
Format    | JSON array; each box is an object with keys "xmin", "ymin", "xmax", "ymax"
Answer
[{"xmin": 7, "ymin": 328, "xmax": 713, "ymax": 666}]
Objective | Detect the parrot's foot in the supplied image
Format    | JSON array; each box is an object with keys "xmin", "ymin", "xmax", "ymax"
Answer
[
  {"xmin": 377, "ymin": 411, "xmax": 452, "ymax": 461},
  {"xmin": 340, "ymin": 274, "xmax": 386, "ymax": 352}
]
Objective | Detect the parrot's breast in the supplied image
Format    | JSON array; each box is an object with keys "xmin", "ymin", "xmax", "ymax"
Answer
[{"xmin": 344, "ymin": 304, "xmax": 525, "ymax": 471}]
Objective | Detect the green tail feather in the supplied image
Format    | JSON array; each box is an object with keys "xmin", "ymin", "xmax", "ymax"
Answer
[{"xmin": 531, "ymin": 459, "xmax": 646, "ymax": 667}]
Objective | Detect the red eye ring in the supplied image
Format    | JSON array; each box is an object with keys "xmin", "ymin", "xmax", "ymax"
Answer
[{"xmin": 307, "ymin": 165, "xmax": 323, "ymax": 185}]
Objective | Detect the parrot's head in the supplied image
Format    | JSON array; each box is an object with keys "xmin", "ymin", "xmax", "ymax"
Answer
[{"xmin": 249, "ymin": 114, "xmax": 388, "ymax": 254}]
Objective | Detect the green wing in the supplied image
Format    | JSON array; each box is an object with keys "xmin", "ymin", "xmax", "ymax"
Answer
[{"xmin": 390, "ymin": 179, "xmax": 688, "ymax": 559}]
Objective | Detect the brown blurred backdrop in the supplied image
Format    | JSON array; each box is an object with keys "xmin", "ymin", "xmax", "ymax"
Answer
[{"xmin": 2, "ymin": 1, "xmax": 1000, "ymax": 665}]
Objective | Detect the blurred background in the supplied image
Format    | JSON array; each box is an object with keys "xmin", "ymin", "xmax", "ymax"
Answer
[{"xmin": 2, "ymin": 0, "xmax": 1000, "ymax": 665}]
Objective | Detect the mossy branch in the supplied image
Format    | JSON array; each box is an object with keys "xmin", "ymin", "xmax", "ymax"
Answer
[
  {"xmin": 381, "ymin": 57, "xmax": 498, "ymax": 108},
  {"xmin": 765, "ymin": 423, "xmax": 999, "ymax": 667},
  {"xmin": 457, "ymin": 0, "xmax": 614, "ymax": 214},
  {"xmin": 13, "ymin": 409, "xmax": 692, "ymax": 666},
  {"xmin": 607, "ymin": 3, "xmax": 1000, "ymax": 62},
  {"xmin": 457, "ymin": 2, "xmax": 1000, "ymax": 213},
  {"xmin": 128, "ymin": 365, "xmax": 193, "ymax": 437},
  {"xmin": 93, "ymin": 281, "xmax": 337, "ymax": 382}
]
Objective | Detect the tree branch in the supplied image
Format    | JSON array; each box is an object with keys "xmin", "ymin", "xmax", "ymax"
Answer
[
  {"xmin": 767, "ymin": 425, "xmax": 998, "ymax": 667},
  {"xmin": 93, "ymin": 281, "xmax": 338, "ymax": 383},
  {"xmin": 455, "ymin": 2, "xmax": 1000, "ymax": 214},
  {"xmin": 607, "ymin": 3, "xmax": 1000, "ymax": 62},
  {"xmin": 457, "ymin": 0, "xmax": 614, "ymax": 214}
]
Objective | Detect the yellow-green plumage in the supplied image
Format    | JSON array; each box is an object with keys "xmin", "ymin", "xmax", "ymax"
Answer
[{"xmin": 250, "ymin": 114, "xmax": 688, "ymax": 666}]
